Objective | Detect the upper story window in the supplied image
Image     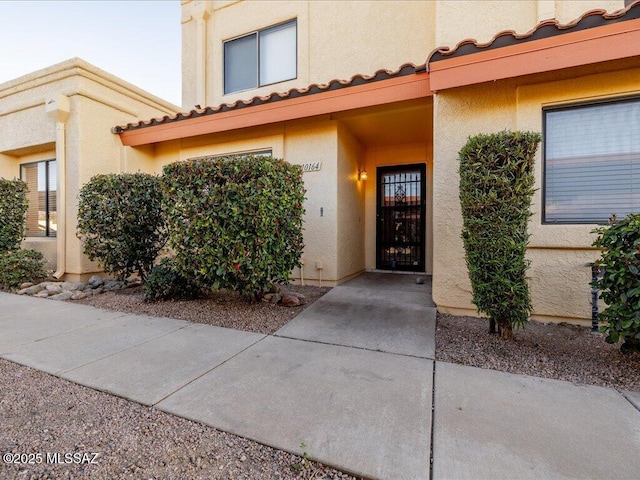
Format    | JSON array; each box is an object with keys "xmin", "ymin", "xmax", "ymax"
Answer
[
  {"xmin": 543, "ymin": 97, "xmax": 640, "ymax": 224},
  {"xmin": 20, "ymin": 159, "xmax": 57, "ymax": 237},
  {"xmin": 224, "ymin": 19, "xmax": 297, "ymax": 95}
]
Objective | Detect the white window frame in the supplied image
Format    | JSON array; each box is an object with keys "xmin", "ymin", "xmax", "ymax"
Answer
[
  {"xmin": 543, "ymin": 96, "xmax": 640, "ymax": 224},
  {"xmin": 223, "ymin": 19, "xmax": 297, "ymax": 95}
]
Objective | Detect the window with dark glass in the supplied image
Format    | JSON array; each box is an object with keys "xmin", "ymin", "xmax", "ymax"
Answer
[
  {"xmin": 543, "ymin": 97, "xmax": 640, "ymax": 224},
  {"xmin": 224, "ymin": 20, "xmax": 297, "ymax": 94},
  {"xmin": 20, "ymin": 160, "xmax": 57, "ymax": 237}
]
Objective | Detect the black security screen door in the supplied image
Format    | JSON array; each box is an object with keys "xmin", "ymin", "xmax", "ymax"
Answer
[{"xmin": 376, "ymin": 164, "xmax": 426, "ymax": 271}]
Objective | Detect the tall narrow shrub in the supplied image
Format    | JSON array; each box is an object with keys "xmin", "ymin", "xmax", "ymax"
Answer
[
  {"xmin": 161, "ymin": 155, "xmax": 305, "ymax": 298},
  {"xmin": 592, "ymin": 214, "xmax": 640, "ymax": 353},
  {"xmin": 0, "ymin": 178, "xmax": 28, "ymax": 252},
  {"xmin": 459, "ymin": 131, "xmax": 541, "ymax": 339},
  {"xmin": 77, "ymin": 173, "xmax": 166, "ymax": 281}
]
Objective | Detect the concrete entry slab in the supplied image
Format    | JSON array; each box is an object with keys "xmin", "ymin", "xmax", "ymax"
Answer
[
  {"xmin": 0, "ymin": 293, "xmax": 126, "ymax": 353},
  {"xmin": 62, "ymin": 323, "xmax": 265, "ymax": 406},
  {"xmin": 276, "ymin": 290, "xmax": 436, "ymax": 358},
  {"xmin": 433, "ymin": 362, "xmax": 640, "ymax": 480},
  {"xmin": 2, "ymin": 314, "xmax": 190, "ymax": 375},
  {"xmin": 157, "ymin": 336, "xmax": 432, "ymax": 480},
  {"xmin": 343, "ymin": 272, "xmax": 432, "ymax": 296}
]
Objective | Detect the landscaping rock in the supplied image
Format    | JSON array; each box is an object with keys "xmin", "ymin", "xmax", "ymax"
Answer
[
  {"xmin": 61, "ymin": 281, "xmax": 85, "ymax": 291},
  {"xmin": 50, "ymin": 291, "xmax": 74, "ymax": 301},
  {"xmin": 88, "ymin": 275, "xmax": 104, "ymax": 287},
  {"xmin": 45, "ymin": 284, "xmax": 63, "ymax": 295},
  {"xmin": 263, "ymin": 293, "xmax": 274, "ymax": 301},
  {"xmin": 19, "ymin": 282, "xmax": 34, "ymax": 289},
  {"xmin": 35, "ymin": 290, "xmax": 50, "ymax": 298},
  {"xmin": 18, "ymin": 284, "xmax": 45, "ymax": 295},
  {"xmin": 281, "ymin": 294, "xmax": 301, "ymax": 307},
  {"xmin": 283, "ymin": 291, "xmax": 306, "ymax": 305},
  {"xmin": 70, "ymin": 291, "xmax": 89, "ymax": 301}
]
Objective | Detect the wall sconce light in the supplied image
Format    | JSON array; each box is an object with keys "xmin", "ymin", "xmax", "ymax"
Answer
[{"xmin": 358, "ymin": 170, "xmax": 368, "ymax": 181}]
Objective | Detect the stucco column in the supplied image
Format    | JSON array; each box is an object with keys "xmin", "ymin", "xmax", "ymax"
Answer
[
  {"xmin": 45, "ymin": 95, "xmax": 71, "ymax": 279},
  {"xmin": 194, "ymin": 2, "xmax": 211, "ymax": 107}
]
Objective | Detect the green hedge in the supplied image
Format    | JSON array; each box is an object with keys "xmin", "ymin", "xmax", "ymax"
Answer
[
  {"xmin": 143, "ymin": 257, "xmax": 202, "ymax": 302},
  {"xmin": 0, "ymin": 179, "xmax": 28, "ymax": 252},
  {"xmin": 77, "ymin": 173, "xmax": 166, "ymax": 281},
  {"xmin": 0, "ymin": 249, "xmax": 47, "ymax": 290},
  {"xmin": 162, "ymin": 155, "xmax": 305, "ymax": 297},
  {"xmin": 459, "ymin": 131, "xmax": 541, "ymax": 339},
  {"xmin": 593, "ymin": 213, "xmax": 640, "ymax": 353}
]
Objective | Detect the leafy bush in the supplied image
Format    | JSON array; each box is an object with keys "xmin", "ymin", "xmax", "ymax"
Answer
[
  {"xmin": 143, "ymin": 257, "xmax": 202, "ymax": 302},
  {"xmin": 0, "ymin": 178, "xmax": 28, "ymax": 252},
  {"xmin": 459, "ymin": 131, "xmax": 541, "ymax": 340},
  {"xmin": 162, "ymin": 155, "xmax": 305, "ymax": 298},
  {"xmin": 0, "ymin": 249, "xmax": 47, "ymax": 290},
  {"xmin": 592, "ymin": 213, "xmax": 640, "ymax": 353},
  {"xmin": 77, "ymin": 173, "xmax": 166, "ymax": 281}
]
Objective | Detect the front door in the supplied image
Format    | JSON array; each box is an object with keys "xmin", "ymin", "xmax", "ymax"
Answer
[{"xmin": 376, "ymin": 164, "xmax": 426, "ymax": 272}]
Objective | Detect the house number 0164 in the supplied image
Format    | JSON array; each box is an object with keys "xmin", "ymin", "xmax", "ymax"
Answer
[{"xmin": 301, "ymin": 162, "xmax": 322, "ymax": 172}]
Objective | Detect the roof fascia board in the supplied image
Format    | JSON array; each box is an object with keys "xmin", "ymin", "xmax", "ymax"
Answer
[
  {"xmin": 429, "ymin": 18, "xmax": 640, "ymax": 91},
  {"xmin": 118, "ymin": 72, "xmax": 431, "ymax": 146}
]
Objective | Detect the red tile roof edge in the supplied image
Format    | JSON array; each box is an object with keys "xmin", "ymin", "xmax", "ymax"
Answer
[
  {"xmin": 428, "ymin": 0, "xmax": 640, "ymax": 64},
  {"xmin": 112, "ymin": 63, "xmax": 425, "ymax": 133}
]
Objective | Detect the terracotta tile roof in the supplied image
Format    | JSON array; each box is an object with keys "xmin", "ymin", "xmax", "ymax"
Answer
[
  {"xmin": 428, "ymin": 0, "xmax": 640, "ymax": 64},
  {"xmin": 112, "ymin": 63, "xmax": 425, "ymax": 133}
]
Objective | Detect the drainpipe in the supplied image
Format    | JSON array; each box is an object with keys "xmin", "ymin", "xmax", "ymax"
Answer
[
  {"xmin": 46, "ymin": 95, "xmax": 71, "ymax": 279},
  {"xmin": 194, "ymin": 2, "xmax": 211, "ymax": 107}
]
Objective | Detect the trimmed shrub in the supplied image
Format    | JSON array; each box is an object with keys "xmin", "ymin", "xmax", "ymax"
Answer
[
  {"xmin": 0, "ymin": 249, "xmax": 47, "ymax": 290},
  {"xmin": 77, "ymin": 173, "xmax": 166, "ymax": 281},
  {"xmin": 592, "ymin": 213, "xmax": 640, "ymax": 353},
  {"xmin": 0, "ymin": 178, "xmax": 28, "ymax": 252},
  {"xmin": 162, "ymin": 155, "xmax": 305, "ymax": 298},
  {"xmin": 459, "ymin": 130, "xmax": 541, "ymax": 340},
  {"xmin": 144, "ymin": 257, "xmax": 202, "ymax": 302}
]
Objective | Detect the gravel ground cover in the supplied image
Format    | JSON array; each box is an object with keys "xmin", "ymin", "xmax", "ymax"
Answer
[
  {"xmin": 436, "ymin": 313, "xmax": 640, "ymax": 392},
  {"xmin": 0, "ymin": 358, "xmax": 358, "ymax": 480},
  {"xmin": 77, "ymin": 284, "xmax": 331, "ymax": 335}
]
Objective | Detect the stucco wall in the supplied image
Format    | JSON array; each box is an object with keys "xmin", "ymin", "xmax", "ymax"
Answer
[
  {"xmin": 181, "ymin": 0, "xmax": 435, "ymax": 109},
  {"xmin": 433, "ymin": 62, "xmax": 640, "ymax": 324},
  {"xmin": 435, "ymin": 0, "xmax": 624, "ymax": 46},
  {"xmin": 181, "ymin": 1, "xmax": 626, "ymax": 110},
  {"xmin": 336, "ymin": 123, "xmax": 365, "ymax": 281},
  {"xmin": 517, "ymin": 65, "xmax": 640, "ymax": 322},
  {"xmin": 432, "ymin": 81, "xmax": 518, "ymax": 318}
]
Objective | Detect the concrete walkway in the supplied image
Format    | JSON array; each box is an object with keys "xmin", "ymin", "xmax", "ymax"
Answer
[{"xmin": 1, "ymin": 273, "xmax": 640, "ymax": 480}]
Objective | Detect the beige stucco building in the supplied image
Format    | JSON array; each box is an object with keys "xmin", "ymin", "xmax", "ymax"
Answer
[{"xmin": 1, "ymin": 0, "xmax": 639, "ymax": 325}]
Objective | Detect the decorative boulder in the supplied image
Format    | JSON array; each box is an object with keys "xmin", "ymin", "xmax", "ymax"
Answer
[{"xmin": 281, "ymin": 294, "xmax": 301, "ymax": 307}]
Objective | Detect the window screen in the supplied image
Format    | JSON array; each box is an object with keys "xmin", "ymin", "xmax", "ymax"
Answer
[
  {"xmin": 224, "ymin": 20, "xmax": 296, "ymax": 95},
  {"xmin": 224, "ymin": 33, "xmax": 257, "ymax": 94},
  {"xmin": 544, "ymin": 98, "xmax": 640, "ymax": 224}
]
